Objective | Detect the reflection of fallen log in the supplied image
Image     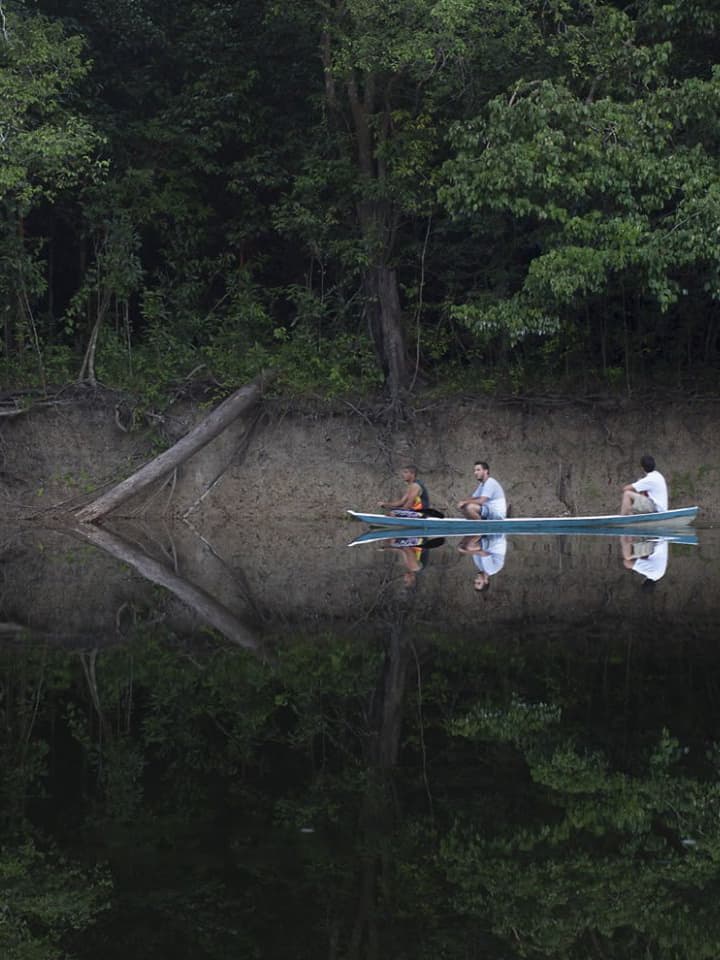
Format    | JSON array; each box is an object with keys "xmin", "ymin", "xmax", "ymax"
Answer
[
  {"xmin": 71, "ymin": 523, "xmax": 261, "ymax": 651},
  {"xmin": 75, "ymin": 371, "xmax": 274, "ymax": 524},
  {"xmin": 0, "ymin": 622, "xmax": 31, "ymax": 636}
]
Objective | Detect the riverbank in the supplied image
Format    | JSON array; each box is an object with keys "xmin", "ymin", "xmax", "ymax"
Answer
[{"xmin": 1, "ymin": 390, "xmax": 716, "ymax": 525}]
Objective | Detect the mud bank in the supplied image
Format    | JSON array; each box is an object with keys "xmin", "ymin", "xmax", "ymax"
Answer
[
  {"xmin": 1, "ymin": 393, "xmax": 717, "ymax": 525},
  {"xmin": 1, "ymin": 393, "xmax": 717, "ymax": 646}
]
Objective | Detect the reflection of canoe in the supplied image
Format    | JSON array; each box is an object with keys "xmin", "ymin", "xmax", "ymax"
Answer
[
  {"xmin": 347, "ymin": 506, "xmax": 699, "ymax": 533},
  {"xmin": 348, "ymin": 525, "xmax": 699, "ymax": 547}
]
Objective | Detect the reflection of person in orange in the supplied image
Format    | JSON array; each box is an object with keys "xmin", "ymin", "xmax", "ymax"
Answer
[
  {"xmin": 458, "ymin": 534, "xmax": 507, "ymax": 592},
  {"xmin": 621, "ymin": 536, "xmax": 669, "ymax": 582},
  {"xmin": 399, "ymin": 542, "xmax": 425, "ymax": 588},
  {"xmin": 382, "ymin": 536, "xmax": 428, "ymax": 588}
]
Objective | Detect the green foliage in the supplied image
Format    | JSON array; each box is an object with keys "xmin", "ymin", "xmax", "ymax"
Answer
[
  {"xmin": 441, "ymin": 5, "xmax": 720, "ymax": 384},
  {"xmin": 2, "ymin": 0, "xmax": 720, "ymax": 398},
  {"xmin": 0, "ymin": 841, "xmax": 111, "ymax": 960},
  {"xmin": 0, "ymin": 7, "xmax": 103, "ymax": 212}
]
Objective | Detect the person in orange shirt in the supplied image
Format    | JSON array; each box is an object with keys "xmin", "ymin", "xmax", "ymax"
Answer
[{"xmin": 379, "ymin": 465, "xmax": 430, "ymax": 517}]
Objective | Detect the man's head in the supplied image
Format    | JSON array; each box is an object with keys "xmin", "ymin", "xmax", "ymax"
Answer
[
  {"xmin": 474, "ymin": 571, "xmax": 490, "ymax": 592},
  {"xmin": 640, "ymin": 454, "xmax": 656, "ymax": 473},
  {"xmin": 401, "ymin": 464, "xmax": 418, "ymax": 482},
  {"xmin": 473, "ymin": 461, "xmax": 490, "ymax": 482}
]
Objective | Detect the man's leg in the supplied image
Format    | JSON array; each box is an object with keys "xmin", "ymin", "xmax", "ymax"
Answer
[
  {"xmin": 621, "ymin": 490, "xmax": 655, "ymax": 515},
  {"xmin": 460, "ymin": 503, "xmax": 488, "ymax": 520}
]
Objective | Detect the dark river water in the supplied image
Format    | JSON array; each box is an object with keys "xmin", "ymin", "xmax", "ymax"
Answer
[{"xmin": 2, "ymin": 519, "xmax": 719, "ymax": 959}]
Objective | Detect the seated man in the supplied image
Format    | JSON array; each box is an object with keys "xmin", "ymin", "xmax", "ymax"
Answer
[
  {"xmin": 458, "ymin": 461, "xmax": 507, "ymax": 520},
  {"xmin": 378, "ymin": 465, "xmax": 430, "ymax": 517},
  {"xmin": 620, "ymin": 455, "xmax": 668, "ymax": 515}
]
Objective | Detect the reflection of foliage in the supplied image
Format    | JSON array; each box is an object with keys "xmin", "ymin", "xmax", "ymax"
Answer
[
  {"xmin": 2, "ymin": 631, "xmax": 720, "ymax": 958},
  {"xmin": 449, "ymin": 693, "xmax": 561, "ymax": 744},
  {"xmin": 0, "ymin": 841, "xmax": 111, "ymax": 960},
  {"xmin": 446, "ymin": 706, "xmax": 720, "ymax": 959}
]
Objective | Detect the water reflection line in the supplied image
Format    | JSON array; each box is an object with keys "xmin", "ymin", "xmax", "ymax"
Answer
[
  {"xmin": 349, "ymin": 527, "xmax": 699, "ymax": 547},
  {"xmin": 69, "ymin": 523, "xmax": 261, "ymax": 650}
]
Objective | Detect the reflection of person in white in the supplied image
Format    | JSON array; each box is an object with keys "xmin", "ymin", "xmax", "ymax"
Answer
[
  {"xmin": 458, "ymin": 534, "xmax": 507, "ymax": 591},
  {"xmin": 621, "ymin": 537, "xmax": 669, "ymax": 582},
  {"xmin": 620, "ymin": 455, "xmax": 668, "ymax": 514}
]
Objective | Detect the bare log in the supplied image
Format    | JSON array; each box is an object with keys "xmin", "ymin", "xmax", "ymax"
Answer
[{"xmin": 75, "ymin": 371, "xmax": 274, "ymax": 523}]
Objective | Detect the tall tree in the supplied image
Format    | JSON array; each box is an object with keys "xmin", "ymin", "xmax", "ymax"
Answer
[
  {"xmin": 277, "ymin": 0, "xmax": 544, "ymax": 399},
  {"xmin": 0, "ymin": 0, "xmax": 102, "ymax": 384},
  {"xmin": 441, "ymin": 0, "xmax": 720, "ymax": 387}
]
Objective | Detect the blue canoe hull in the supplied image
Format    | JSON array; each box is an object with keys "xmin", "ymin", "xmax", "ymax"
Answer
[{"xmin": 347, "ymin": 506, "xmax": 699, "ymax": 533}]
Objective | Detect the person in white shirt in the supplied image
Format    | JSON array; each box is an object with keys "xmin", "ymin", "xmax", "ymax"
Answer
[
  {"xmin": 620, "ymin": 455, "xmax": 668, "ymax": 514},
  {"xmin": 458, "ymin": 461, "xmax": 507, "ymax": 520}
]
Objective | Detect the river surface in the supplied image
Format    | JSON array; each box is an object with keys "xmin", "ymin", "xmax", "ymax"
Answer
[{"xmin": 1, "ymin": 519, "xmax": 719, "ymax": 959}]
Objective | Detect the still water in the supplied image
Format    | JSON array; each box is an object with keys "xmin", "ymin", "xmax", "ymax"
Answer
[{"xmin": 1, "ymin": 519, "xmax": 720, "ymax": 959}]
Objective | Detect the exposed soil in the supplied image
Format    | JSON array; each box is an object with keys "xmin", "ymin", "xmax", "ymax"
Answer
[
  {"xmin": 3, "ymin": 390, "xmax": 715, "ymax": 523},
  {"xmin": 1, "ymin": 389, "xmax": 717, "ymax": 645}
]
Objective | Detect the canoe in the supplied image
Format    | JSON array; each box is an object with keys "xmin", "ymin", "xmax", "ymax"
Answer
[
  {"xmin": 347, "ymin": 506, "xmax": 699, "ymax": 533},
  {"xmin": 348, "ymin": 525, "xmax": 699, "ymax": 547}
]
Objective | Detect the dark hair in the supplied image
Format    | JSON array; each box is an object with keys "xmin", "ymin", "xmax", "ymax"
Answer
[
  {"xmin": 474, "ymin": 460, "xmax": 490, "ymax": 471},
  {"xmin": 403, "ymin": 464, "xmax": 418, "ymax": 474},
  {"xmin": 640, "ymin": 455, "xmax": 656, "ymax": 472}
]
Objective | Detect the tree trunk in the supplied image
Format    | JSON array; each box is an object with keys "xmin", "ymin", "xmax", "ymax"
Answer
[
  {"xmin": 75, "ymin": 370, "xmax": 274, "ymax": 523},
  {"xmin": 329, "ymin": 52, "xmax": 409, "ymax": 400},
  {"xmin": 364, "ymin": 265, "xmax": 409, "ymax": 402},
  {"xmin": 78, "ymin": 312, "xmax": 103, "ymax": 385}
]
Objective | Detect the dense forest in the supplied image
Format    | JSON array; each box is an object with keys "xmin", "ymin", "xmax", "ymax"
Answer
[{"xmin": 2, "ymin": 0, "xmax": 720, "ymax": 404}]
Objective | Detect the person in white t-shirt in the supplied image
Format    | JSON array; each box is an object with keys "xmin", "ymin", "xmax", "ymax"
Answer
[
  {"xmin": 458, "ymin": 461, "xmax": 507, "ymax": 520},
  {"xmin": 620, "ymin": 455, "xmax": 668, "ymax": 515}
]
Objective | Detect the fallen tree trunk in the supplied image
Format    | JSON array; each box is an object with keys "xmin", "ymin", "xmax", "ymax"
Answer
[{"xmin": 75, "ymin": 371, "xmax": 274, "ymax": 524}]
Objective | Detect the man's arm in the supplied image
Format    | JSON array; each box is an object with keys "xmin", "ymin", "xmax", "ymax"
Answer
[
  {"xmin": 458, "ymin": 494, "xmax": 488, "ymax": 508},
  {"xmin": 380, "ymin": 482, "xmax": 420, "ymax": 510}
]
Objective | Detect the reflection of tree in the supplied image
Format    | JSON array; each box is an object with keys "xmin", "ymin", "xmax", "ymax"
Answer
[
  {"xmin": 3, "ymin": 623, "xmax": 720, "ymax": 958},
  {"xmin": 349, "ymin": 618, "xmax": 415, "ymax": 958},
  {"xmin": 444, "ymin": 702, "xmax": 720, "ymax": 958},
  {"xmin": 0, "ymin": 840, "xmax": 111, "ymax": 960},
  {"xmin": 0, "ymin": 644, "xmax": 112, "ymax": 959},
  {"xmin": 70, "ymin": 522, "xmax": 261, "ymax": 650}
]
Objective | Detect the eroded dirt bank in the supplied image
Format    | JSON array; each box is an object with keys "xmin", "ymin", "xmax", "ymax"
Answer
[
  {"xmin": 1, "ymin": 393, "xmax": 717, "ymax": 645},
  {"xmin": 2, "ymin": 393, "xmax": 717, "ymax": 524}
]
